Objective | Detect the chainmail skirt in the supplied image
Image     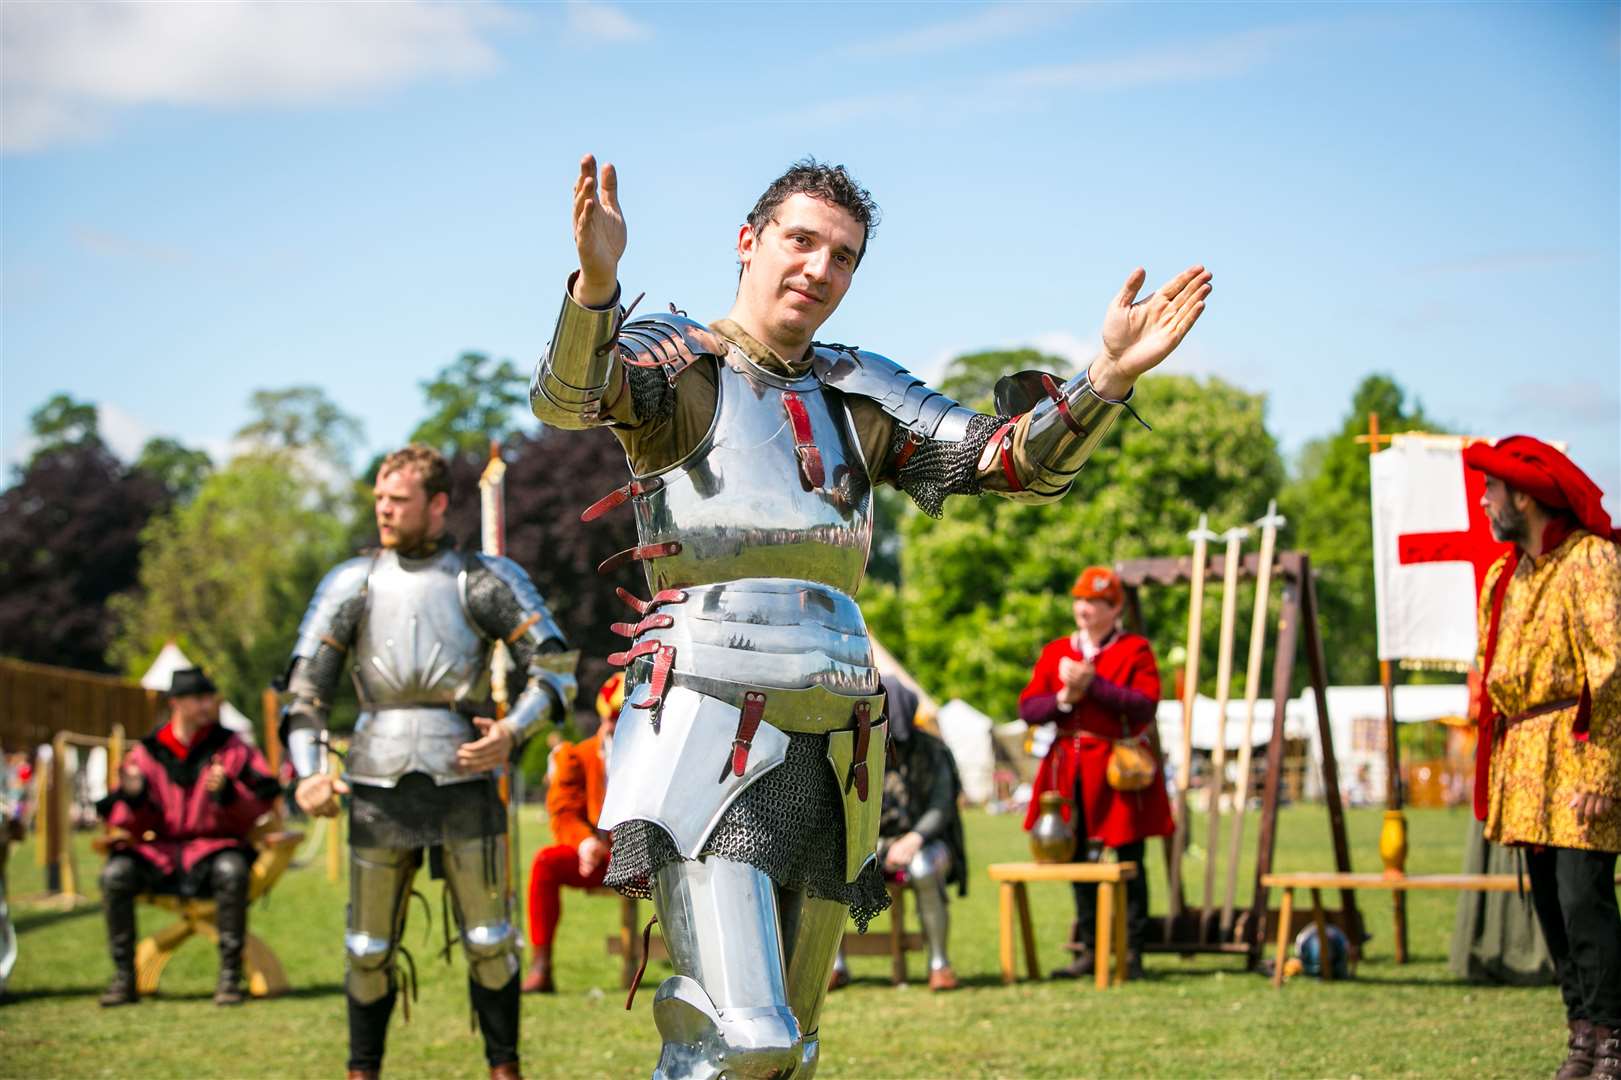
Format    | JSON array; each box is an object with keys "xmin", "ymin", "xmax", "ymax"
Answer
[
  {"xmin": 349, "ymin": 773, "xmax": 505, "ymax": 850},
  {"xmin": 604, "ymin": 731, "xmax": 892, "ymax": 932}
]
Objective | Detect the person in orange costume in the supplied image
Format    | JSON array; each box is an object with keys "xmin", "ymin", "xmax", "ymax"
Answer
[{"xmin": 522, "ymin": 673, "xmax": 621, "ymax": 993}]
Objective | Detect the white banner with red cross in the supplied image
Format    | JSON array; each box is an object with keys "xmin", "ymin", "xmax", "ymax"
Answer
[{"xmin": 1370, "ymin": 433, "xmax": 1511, "ymax": 668}]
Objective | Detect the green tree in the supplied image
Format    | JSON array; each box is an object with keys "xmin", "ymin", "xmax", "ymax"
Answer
[
  {"xmin": 135, "ymin": 437, "xmax": 213, "ymax": 503},
  {"xmin": 27, "ymin": 393, "xmax": 101, "ymax": 465},
  {"xmin": 1279, "ymin": 374, "xmax": 1445, "ymax": 685},
  {"xmin": 236, "ymin": 386, "xmax": 364, "ymax": 472},
  {"xmin": 410, "ymin": 352, "xmax": 527, "ymax": 457},
  {"xmin": 865, "ymin": 368, "xmax": 1285, "ymax": 717},
  {"xmin": 109, "ymin": 458, "xmax": 352, "ymax": 733}
]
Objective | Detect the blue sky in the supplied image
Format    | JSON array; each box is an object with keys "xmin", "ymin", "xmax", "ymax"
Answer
[{"xmin": 3, "ymin": 1, "xmax": 1618, "ymax": 510}]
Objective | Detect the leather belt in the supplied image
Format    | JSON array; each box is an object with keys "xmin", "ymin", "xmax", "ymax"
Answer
[{"xmin": 1499, "ymin": 696, "xmax": 1578, "ymax": 733}]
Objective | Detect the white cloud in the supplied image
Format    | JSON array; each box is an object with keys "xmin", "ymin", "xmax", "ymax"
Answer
[
  {"xmin": 566, "ymin": 1, "xmax": 652, "ymax": 43},
  {"xmin": 836, "ymin": 2, "xmax": 1084, "ymax": 61},
  {"xmin": 2, "ymin": 0, "xmax": 512, "ymax": 153}
]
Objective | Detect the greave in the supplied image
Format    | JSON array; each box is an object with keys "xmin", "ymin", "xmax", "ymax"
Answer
[{"xmin": 911, "ymin": 877, "xmax": 951, "ymax": 973}]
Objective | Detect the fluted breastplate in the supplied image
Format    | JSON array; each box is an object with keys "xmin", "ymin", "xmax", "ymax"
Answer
[
  {"xmin": 632, "ymin": 355, "xmax": 873, "ymax": 596},
  {"xmin": 351, "ymin": 549, "xmax": 488, "ymax": 708}
]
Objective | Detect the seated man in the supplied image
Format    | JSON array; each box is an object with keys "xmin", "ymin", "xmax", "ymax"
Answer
[
  {"xmin": 522, "ymin": 673, "xmax": 620, "ymax": 993},
  {"xmin": 95, "ymin": 667, "xmax": 280, "ymax": 1006},
  {"xmin": 831, "ymin": 673, "xmax": 967, "ymax": 992}
]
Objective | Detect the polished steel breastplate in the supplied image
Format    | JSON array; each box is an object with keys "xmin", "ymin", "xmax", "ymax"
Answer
[
  {"xmin": 632, "ymin": 354, "xmax": 873, "ymax": 597},
  {"xmin": 351, "ymin": 549, "xmax": 488, "ymax": 709}
]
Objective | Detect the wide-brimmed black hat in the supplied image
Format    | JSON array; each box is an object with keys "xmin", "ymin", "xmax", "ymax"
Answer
[{"xmin": 167, "ymin": 667, "xmax": 218, "ymax": 698}]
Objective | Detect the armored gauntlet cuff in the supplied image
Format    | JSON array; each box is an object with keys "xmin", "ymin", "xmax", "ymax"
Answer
[
  {"xmin": 530, "ymin": 273, "xmax": 623, "ymax": 428},
  {"xmin": 504, "ymin": 652, "xmax": 579, "ymax": 743},
  {"xmin": 1013, "ymin": 372, "xmax": 1133, "ymax": 500}
]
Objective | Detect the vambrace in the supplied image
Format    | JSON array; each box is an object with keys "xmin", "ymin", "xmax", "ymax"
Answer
[
  {"xmin": 890, "ymin": 413, "xmax": 1004, "ymax": 518},
  {"xmin": 531, "ymin": 273, "xmax": 624, "ymax": 428},
  {"xmin": 995, "ymin": 369, "xmax": 1136, "ymax": 502},
  {"xmin": 503, "ymin": 650, "xmax": 579, "ymax": 742},
  {"xmin": 281, "ymin": 646, "xmax": 347, "ymax": 778}
]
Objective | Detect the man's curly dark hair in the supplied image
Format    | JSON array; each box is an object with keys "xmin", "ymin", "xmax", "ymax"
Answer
[{"xmin": 745, "ymin": 158, "xmax": 881, "ymax": 265}]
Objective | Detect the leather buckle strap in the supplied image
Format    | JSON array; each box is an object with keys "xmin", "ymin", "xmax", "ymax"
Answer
[
  {"xmin": 597, "ymin": 541, "xmax": 682, "ymax": 576},
  {"xmin": 991, "ymin": 418, "xmax": 1023, "ymax": 493},
  {"xmin": 725, "ymin": 692, "xmax": 767, "ymax": 781},
  {"xmin": 632, "ymin": 646, "xmax": 677, "ymax": 728},
  {"xmin": 581, "ymin": 476, "xmax": 664, "ymax": 523},
  {"xmin": 892, "ymin": 429, "xmax": 924, "ymax": 472},
  {"xmin": 781, "ymin": 392, "xmax": 825, "ymax": 490},
  {"xmin": 615, "ymin": 586, "xmax": 688, "ymax": 615},
  {"xmin": 609, "ymin": 613, "xmax": 675, "ymax": 638},
  {"xmin": 1500, "ymin": 696, "xmax": 1579, "ymax": 734},
  {"xmin": 1041, "ymin": 373, "xmax": 1086, "ymax": 436},
  {"xmin": 850, "ymin": 701, "xmax": 872, "ymax": 802},
  {"xmin": 607, "ymin": 639, "xmax": 661, "ymax": 668},
  {"xmin": 623, "ymin": 914, "xmax": 659, "ymax": 1011}
]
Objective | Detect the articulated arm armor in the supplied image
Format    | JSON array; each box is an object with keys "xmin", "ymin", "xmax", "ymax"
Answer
[
  {"xmin": 991, "ymin": 368, "xmax": 1137, "ymax": 502},
  {"xmin": 530, "ymin": 273, "xmax": 728, "ymax": 430},
  {"xmin": 282, "ymin": 556, "xmax": 372, "ymax": 778},
  {"xmin": 464, "ymin": 554, "xmax": 579, "ymax": 742}
]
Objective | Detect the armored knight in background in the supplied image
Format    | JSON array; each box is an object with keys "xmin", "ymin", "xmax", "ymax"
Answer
[
  {"xmin": 283, "ymin": 445, "xmax": 577, "ymax": 1080},
  {"xmin": 533, "ymin": 155, "xmax": 1211, "ymax": 1078}
]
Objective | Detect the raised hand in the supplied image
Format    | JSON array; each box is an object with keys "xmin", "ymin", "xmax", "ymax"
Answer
[
  {"xmin": 572, "ymin": 153, "xmax": 626, "ymax": 307},
  {"xmin": 1091, "ymin": 265, "xmax": 1212, "ymax": 399}
]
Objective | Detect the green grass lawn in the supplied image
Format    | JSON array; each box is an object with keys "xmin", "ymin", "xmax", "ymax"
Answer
[{"xmin": 0, "ymin": 804, "xmax": 1571, "ymax": 1078}]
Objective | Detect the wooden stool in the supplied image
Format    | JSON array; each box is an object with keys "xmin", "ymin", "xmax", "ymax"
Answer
[
  {"xmin": 134, "ymin": 829, "xmax": 303, "ymax": 998},
  {"xmin": 987, "ymin": 861, "xmax": 1139, "ymax": 991}
]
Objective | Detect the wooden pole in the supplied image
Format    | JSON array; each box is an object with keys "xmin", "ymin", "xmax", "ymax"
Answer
[
  {"xmin": 326, "ymin": 748, "xmax": 343, "ymax": 884},
  {"xmin": 1221, "ymin": 501, "xmax": 1285, "ymax": 936},
  {"xmin": 1200, "ymin": 525, "xmax": 1248, "ymax": 940},
  {"xmin": 262, "ymin": 687, "xmax": 281, "ymax": 781},
  {"xmin": 1167, "ymin": 514, "xmax": 1216, "ymax": 923},
  {"xmin": 1358, "ymin": 411, "xmax": 1409, "ymax": 958}
]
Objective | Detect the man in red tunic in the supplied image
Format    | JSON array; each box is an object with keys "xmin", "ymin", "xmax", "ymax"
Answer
[
  {"xmin": 1019, "ymin": 566, "xmax": 1173, "ymax": 978},
  {"xmin": 96, "ymin": 667, "xmax": 281, "ymax": 1006},
  {"xmin": 522, "ymin": 673, "xmax": 620, "ymax": 993}
]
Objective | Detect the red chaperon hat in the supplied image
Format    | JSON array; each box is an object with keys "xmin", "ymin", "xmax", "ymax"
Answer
[{"xmin": 1462, "ymin": 435, "xmax": 1619, "ymax": 542}]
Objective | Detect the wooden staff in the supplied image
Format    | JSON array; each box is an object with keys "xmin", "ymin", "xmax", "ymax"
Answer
[
  {"xmin": 1167, "ymin": 514, "xmax": 1217, "ymax": 922},
  {"xmin": 1219, "ymin": 500, "xmax": 1285, "ymax": 936},
  {"xmin": 479, "ymin": 442, "xmax": 522, "ymax": 945},
  {"xmin": 1200, "ymin": 524, "xmax": 1248, "ymax": 941}
]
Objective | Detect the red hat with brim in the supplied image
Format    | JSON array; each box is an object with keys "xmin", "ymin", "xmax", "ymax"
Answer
[{"xmin": 1462, "ymin": 435, "xmax": 1619, "ymax": 543}]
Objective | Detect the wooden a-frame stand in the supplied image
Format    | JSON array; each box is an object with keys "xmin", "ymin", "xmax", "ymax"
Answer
[{"xmin": 1115, "ymin": 549, "xmax": 1363, "ymax": 969}]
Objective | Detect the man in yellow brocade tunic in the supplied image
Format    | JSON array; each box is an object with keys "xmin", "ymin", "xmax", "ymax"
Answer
[{"xmin": 1466, "ymin": 435, "xmax": 1620, "ymax": 1080}]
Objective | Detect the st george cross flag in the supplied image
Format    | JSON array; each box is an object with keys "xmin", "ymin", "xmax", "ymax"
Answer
[{"xmin": 1370, "ymin": 433, "xmax": 1511, "ymax": 668}]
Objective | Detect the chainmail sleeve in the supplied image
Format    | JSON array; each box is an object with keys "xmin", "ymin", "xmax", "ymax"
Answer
[{"xmin": 888, "ymin": 412, "xmax": 1006, "ymax": 518}]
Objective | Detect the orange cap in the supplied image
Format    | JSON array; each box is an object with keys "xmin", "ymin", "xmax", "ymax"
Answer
[
  {"xmin": 1071, "ymin": 566, "xmax": 1123, "ymax": 606},
  {"xmin": 596, "ymin": 672, "xmax": 626, "ymax": 721}
]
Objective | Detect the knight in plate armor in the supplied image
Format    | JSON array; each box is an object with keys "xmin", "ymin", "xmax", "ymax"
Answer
[
  {"xmin": 282, "ymin": 445, "xmax": 577, "ymax": 1080},
  {"xmin": 531, "ymin": 156, "xmax": 1211, "ymax": 1078}
]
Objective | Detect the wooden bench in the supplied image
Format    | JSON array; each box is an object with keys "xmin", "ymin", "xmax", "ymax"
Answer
[
  {"xmin": 130, "ymin": 827, "xmax": 305, "ymax": 998},
  {"xmin": 608, "ymin": 883, "xmax": 922, "ymax": 989},
  {"xmin": 1259, "ymin": 872, "xmax": 1519, "ymax": 988},
  {"xmin": 987, "ymin": 861, "xmax": 1139, "ymax": 991}
]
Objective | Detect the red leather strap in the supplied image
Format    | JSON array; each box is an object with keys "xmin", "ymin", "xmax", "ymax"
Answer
[
  {"xmin": 781, "ymin": 392, "xmax": 825, "ymax": 490},
  {"xmin": 606, "ymin": 639, "xmax": 661, "ymax": 668},
  {"xmin": 991, "ymin": 419, "xmax": 1023, "ymax": 493},
  {"xmin": 632, "ymin": 646, "xmax": 678, "ymax": 720},
  {"xmin": 1041, "ymin": 373, "xmax": 1085, "ymax": 436},
  {"xmin": 892, "ymin": 430, "xmax": 923, "ymax": 472},
  {"xmin": 850, "ymin": 701, "xmax": 873, "ymax": 802},
  {"xmin": 624, "ymin": 914, "xmax": 659, "ymax": 1011},
  {"xmin": 609, "ymin": 613, "xmax": 675, "ymax": 639},
  {"xmin": 597, "ymin": 541, "xmax": 682, "ymax": 577},
  {"xmin": 729, "ymin": 692, "xmax": 767, "ymax": 779},
  {"xmin": 615, "ymin": 587, "xmax": 687, "ymax": 615},
  {"xmin": 581, "ymin": 477, "xmax": 664, "ymax": 523}
]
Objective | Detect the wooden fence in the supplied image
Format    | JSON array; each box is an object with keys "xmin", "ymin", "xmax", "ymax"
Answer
[{"xmin": 0, "ymin": 657, "xmax": 160, "ymax": 752}]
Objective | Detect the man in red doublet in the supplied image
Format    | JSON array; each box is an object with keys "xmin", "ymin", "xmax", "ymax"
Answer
[{"xmin": 1020, "ymin": 566, "xmax": 1173, "ymax": 978}]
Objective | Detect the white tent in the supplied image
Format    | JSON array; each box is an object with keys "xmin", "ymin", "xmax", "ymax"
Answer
[
  {"xmin": 140, "ymin": 641, "xmax": 193, "ymax": 692},
  {"xmin": 219, "ymin": 701, "xmax": 258, "ymax": 746},
  {"xmin": 1153, "ymin": 683, "xmax": 1468, "ymax": 800},
  {"xmin": 934, "ymin": 699, "xmax": 997, "ymax": 805}
]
